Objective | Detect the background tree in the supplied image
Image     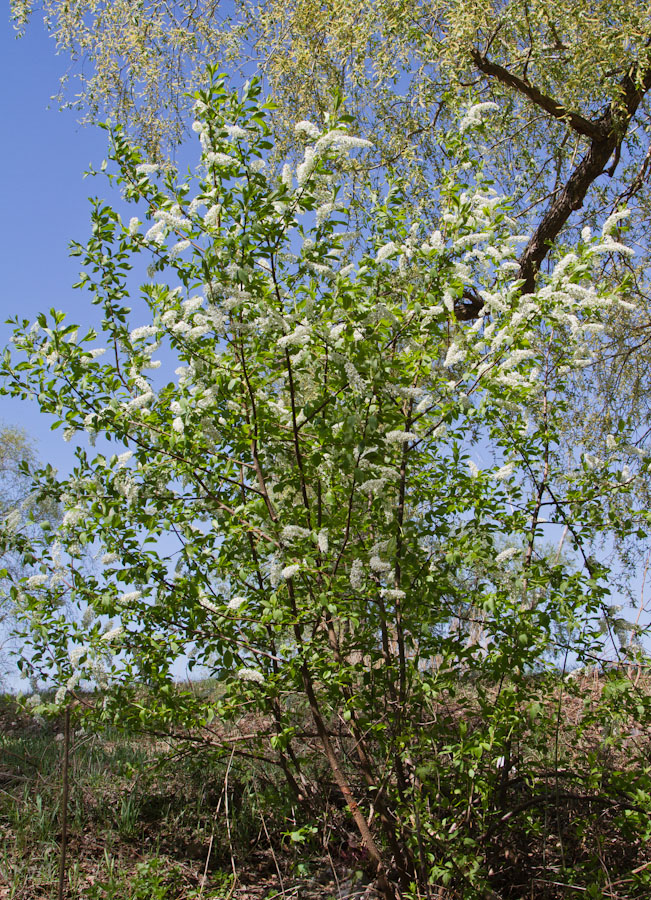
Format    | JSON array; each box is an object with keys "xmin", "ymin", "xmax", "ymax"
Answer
[
  {"xmin": 0, "ymin": 424, "xmax": 52, "ymax": 683},
  {"xmin": 2, "ymin": 76, "xmax": 649, "ymax": 899}
]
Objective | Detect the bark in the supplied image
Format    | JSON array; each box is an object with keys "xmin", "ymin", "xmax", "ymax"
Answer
[{"xmin": 453, "ymin": 50, "xmax": 651, "ymax": 318}]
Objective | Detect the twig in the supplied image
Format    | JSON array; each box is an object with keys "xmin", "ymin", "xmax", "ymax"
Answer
[
  {"xmin": 224, "ymin": 747, "xmax": 238, "ymax": 894},
  {"xmin": 198, "ymin": 746, "xmax": 233, "ymax": 897},
  {"xmin": 253, "ymin": 782, "xmax": 286, "ymax": 897},
  {"xmin": 57, "ymin": 705, "xmax": 71, "ymax": 900}
]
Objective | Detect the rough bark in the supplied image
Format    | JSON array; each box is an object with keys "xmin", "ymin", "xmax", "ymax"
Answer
[{"xmin": 453, "ymin": 50, "xmax": 651, "ymax": 319}]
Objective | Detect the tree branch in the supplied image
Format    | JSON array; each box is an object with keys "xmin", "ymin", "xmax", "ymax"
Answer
[
  {"xmin": 470, "ymin": 50, "xmax": 605, "ymax": 141},
  {"xmin": 466, "ymin": 50, "xmax": 651, "ymax": 303}
]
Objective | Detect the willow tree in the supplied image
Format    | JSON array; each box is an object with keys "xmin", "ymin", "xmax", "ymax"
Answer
[{"xmin": 11, "ymin": 1, "xmax": 651, "ymax": 287}]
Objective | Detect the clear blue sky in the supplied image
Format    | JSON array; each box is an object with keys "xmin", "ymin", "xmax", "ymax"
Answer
[{"xmin": 0, "ymin": 16, "xmax": 110, "ymax": 473}]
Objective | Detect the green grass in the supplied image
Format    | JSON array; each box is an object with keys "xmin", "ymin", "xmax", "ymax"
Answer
[{"xmin": 0, "ymin": 693, "xmax": 309, "ymax": 900}]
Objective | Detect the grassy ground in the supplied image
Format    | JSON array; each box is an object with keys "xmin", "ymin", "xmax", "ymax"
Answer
[
  {"xmin": 3, "ymin": 673, "xmax": 651, "ymax": 900},
  {"xmin": 0, "ymin": 695, "xmax": 368, "ymax": 900}
]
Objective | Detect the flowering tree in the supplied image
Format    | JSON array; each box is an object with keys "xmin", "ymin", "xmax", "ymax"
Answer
[
  {"xmin": 2, "ymin": 75, "xmax": 649, "ymax": 897},
  {"xmin": 13, "ymin": 0, "xmax": 651, "ymax": 594}
]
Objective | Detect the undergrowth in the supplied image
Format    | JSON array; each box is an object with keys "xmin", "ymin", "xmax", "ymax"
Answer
[{"xmin": 2, "ymin": 672, "xmax": 651, "ymax": 899}]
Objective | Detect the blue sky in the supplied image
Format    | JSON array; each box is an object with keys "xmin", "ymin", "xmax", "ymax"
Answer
[{"xmin": 1, "ymin": 16, "xmax": 110, "ymax": 472}]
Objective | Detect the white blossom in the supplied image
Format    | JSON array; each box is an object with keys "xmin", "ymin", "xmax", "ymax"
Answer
[
  {"xmin": 225, "ymin": 124, "xmax": 248, "ymax": 140},
  {"xmin": 385, "ymin": 430, "xmax": 417, "ymax": 444},
  {"xmin": 278, "ymin": 323, "xmax": 311, "ymax": 349},
  {"xmin": 126, "ymin": 391, "xmax": 155, "ymax": 410},
  {"xmin": 376, "ymin": 241, "xmax": 398, "ymax": 263},
  {"xmin": 282, "ymin": 525, "xmax": 311, "ymax": 541},
  {"xmin": 317, "ymin": 528, "xmax": 329, "ymax": 553},
  {"xmin": 591, "ymin": 239, "xmax": 634, "ymax": 258},
  {"xmin": 101, "ymin": 626, "xmax": 124, "ymax": 643},
  {"xmin": 297, "ymin": 147, "xmax": 317, "ymax": 185},
  {"xmin": 350, "ymin": 559, "xmax": 364, "ymax": 590},
  {"xmin": 26, "ymin": 573, "xmax": 49, "ymax": 588},
  {"xmin": 227, "ymin": 596, "xmax": 246, "ymax": 610},
  {"xmin": 144, "ymin": 221, "xmax": 167, "ymax": 244},
  {"xmin": 119, "ymin": 590, "xmax": 142, "ymax": 605},
  {"xmin": 282, "ymin": 563, "xmax": 301, "ymax": 580},
  {"xmin": 281, "ymin": 164, "xmax": 293, "ymax": 189},
  {"xmin": 316, "ymin": 201, "xmax": 335, "ymax": 225},
  {"xmin": 494, "ymin": 462, "xmax": 514, "ymax": 480},
  {"xmin": 4, "ymin": 509, "xmax": 20, "ymax": 534},
  {"xmin": 601, "ymin": 208, "xmax": 630, "ymax": 236},
  {"xmin": 130, "ymin": 325, "xmax": 158, "ymax": 341},
  {"xmin": 101, "ymin": 552, "xmax": 119, "ymax": 565},
  {"xmin": 344, "ymin": 360, "xmax": 365, "ymax": 393},
  {"xmin": 188, "ymin": 324, "xmax": 210, "ymax": 339},
  {"xmin": 136, "ymin": 163, "xmax": 160, "ymax": 175},
  {"xmin": 381, "ymin": 588, "xmax": 406, "ymax": 601},
  {"xmin": 460, "ymin": 102, "xmax": 499, "ymax": 133},
  {"xmin": 69, "ymin": 646, "xmax": 86, "ymax": 668},
  {"xmin": 204, "ymin": 204, "xmax": 222, "ymax": 228},
  {"xmin": 316, "ymin": 132, "xmax": 373, "ymax": 154},
  {"xmin": 370, "ymin": 555, "xmax": 392, "ymax": 574},
  {"xmin": 206, "ymin": 151, "xmax": 237, "ymax": 168},
  {"xmin": 359, "ymin": 478, "xmax": 387, "ymax": 495},
  {"xmin": 172, "ymin": 417, "xmax": 184, "ymax": 434},
  {"xmin": 495, "ymin": 547, "xmax": 519, "ymax": 564},
  {"xmin": 294, "ymin": 120, "xmax": 321, "ymax": 140},
  {"xmin": 444, "ymin": 343, "xmax": 466, "ymax": 368},
  {"xmin": 269, "ymin": 557, "xmax": 284, "ymax": 588},
  {"xmin": 54, "ymin": 685, "xmax": 68, "ymax": 705},
  {"xmin": 199, "ymin": 595, "xmax": 219, "ymax": 614},
  {"xmin": 62, "ymin": 507, "xmax": 85, "ymax": 527},
  {"xmin": 238, "ymin": 668, "xmax": 265, "ymax": 684},
  {"xmin": 169, "ymin": 240, "xmax": 191, "ymax": 259}
]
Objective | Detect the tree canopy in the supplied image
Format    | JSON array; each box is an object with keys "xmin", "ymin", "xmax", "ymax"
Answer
[
  {"xmin": 13, "ymin": 1, "xmax": 651, "ymax": 534},
  {"xmin": 2, "ymin": 74, "xmax": 650, "ymax": 898}
]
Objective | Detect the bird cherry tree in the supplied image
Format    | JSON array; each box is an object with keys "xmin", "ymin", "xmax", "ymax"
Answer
[{"xmin": 2, "ymin": 73, "xmax": 648, "ymax": 898}]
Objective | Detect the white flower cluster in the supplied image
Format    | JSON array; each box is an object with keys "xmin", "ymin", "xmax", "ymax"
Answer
[
  {"xmin": 238, "ymin": 668, "xmax": 265, "ymax": 684},
  {"xmin": 282, "ymin": 525, "xmax": 311, "ymax": 542},
  {"xmin": 460, "ymin": 102, "xmax": 499, "ymax": 133},
  {"xmin": 385, "ymin": 430, "xmax": 418, "ymax": 445},
  {"xmin": 295, "ymin": 120, "xmax": 321, "ymax": 140},
  {"xmin": 494, "ymin": 547, "xmax": 519, "ymax": 565},
  {"xmin": 350, "ymin": 559, "xmax": 365, "ymax": 590},
  {"xmin": 101, "ymin": 626, "xmax": 124, "ymax": 643},
  {"xmin": 26, "ymin": 573, "xmax": 49, "ymax": 588}
]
